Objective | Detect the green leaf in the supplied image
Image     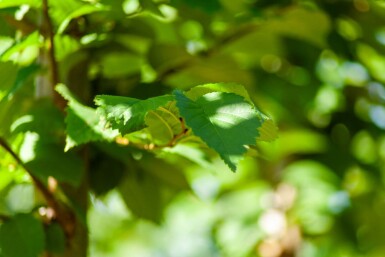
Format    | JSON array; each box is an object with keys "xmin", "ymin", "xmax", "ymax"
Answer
[
  {"xmin": 185, "ymin": 82, "xmax": 253, "ymax": 104},
  {"xmin": 45, "ymin": 223, "xmax": 66, "ymax": 254},
  {"xmin": 139, "ymin": 0, "xmax": 164, "ymax": 17},
  {"xmin": 10, "ymin": 100, "xmax": 64, "ymax": 137},
  {"xmin": 145, "ymin": 102, "xmax": 183, "ymax": 145},
  {"xmin": 119, "ymin": 170, "xmax": 164, "ymax": 223},
  {"xmin": 257, "ymin": 114, "xmax": 278, "ymax": 142},
  {"xmin": 100, "ymin": 53, "xmax": 142, "ymax": 78},
  {"xmin": 138, "ymin": 156, "xmax": 190, "ymax": 190},
  {"xmin": 90, "ymin": 154, "xmax": 125, "ymax": 195},
  {"xmin": 1, "ymin": 32, "xmax": 40, "ymax": 63},
  {"xmin": 0, "ymin": 0, "xmax": 40, "ymax": 9},
  {"xmin": 22, "ymin": 138, "xmax": 84, "ymax": 186},
  {"xmin": 0, "ymin": 62, "xmax": 18, "ymax": 93},
  {"xmin": 174, "ymin": 90, "xmax": 262, "ymax": 171},
  {"xmin": 50, "ymin": 0, "xmax": 107, "ymax": 34},
  {"xmin": 0, "ymin": 63, "xmax": 39, "ymax": 104},
  {"xmin": 0, "ymin": 214, "xmax": 45, "ymax": 257},
  {"xmin": 56, "ymin": 84, "xmax": 117, "ymax": 151},
  {"xmin": 95, "ymin": 94, "xmax": 174, "ymax": 135}
]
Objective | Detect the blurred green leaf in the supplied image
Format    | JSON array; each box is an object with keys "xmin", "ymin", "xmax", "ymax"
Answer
[
  {"xmin": 119, "ymin": 169, "xmax": 164, "ymax": 223},
  {"xmin": 24, "ymin": 140, "xmax": 84, "ymax": 186},
  {"xmin": 0, "ymin": 0, "xmax": 40, "ymax": 8},
  {"xmin": 0, "ymin": 214, "xmax": 45, "ymax": 257},
  {"xmin": 50, "ymin": 0, "xmax": 106, "ymax": 33},
  {"xmin": 56, "ymin": 84, "xmax": 118, "ymax": 151},
  {"xmin": 45, "ymin": 223, "xmax": 66, "ymax": 254}
]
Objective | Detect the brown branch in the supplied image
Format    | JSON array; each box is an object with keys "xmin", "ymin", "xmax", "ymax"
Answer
[
  {"xmin": 0, "ymin": 137, "xmax": 75, "ymax": 237},
  {"xmin": 40, "ymin": 0, "xmax": 67, "ymax": 109},
  {"xmin": 41, "ymin": 0, "xmax": 58, "ymax": 85}
]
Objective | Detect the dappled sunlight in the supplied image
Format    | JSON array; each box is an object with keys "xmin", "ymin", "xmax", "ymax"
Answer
[{"xmin": 2, "ymin": 0, "xmax": 385, "ymax": 256}]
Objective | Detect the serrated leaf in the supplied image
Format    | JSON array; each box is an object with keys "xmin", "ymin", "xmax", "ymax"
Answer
[
  {"xmin": 56, "ymin": 84, "xmax": 117, "ymax": 151},
  {"xmin": 0, "ymin": 214, "xmax": 45, "ymax": 257},
  {"xmin": 174, "ymin": 90, "xmax": 262, "ymax": 171},
  {"xmin": 257, "ymin": 115, "xmax": 278, "ymax": 142},
  {"xmin": 95, "ymin": 94, "xmax": 174, "ymax": 135},
  {"xmin": 185, "ymin": 82, "xmax": 253, "ymax": 103}
]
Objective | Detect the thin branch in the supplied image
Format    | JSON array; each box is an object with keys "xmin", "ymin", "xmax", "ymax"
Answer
[
  {"xmin": 41, "ymin": 0, "xmax": 58, "ymax": 86},
  {"xmin": 0, "ymin": 137, "xmax": 56, "ymax": 205},
  {"xmin": 0, "ymin": 137, "xmax": 75, "ymax": 237},
  {"xmin": 41, "ymin": 0, "xmax": 67, "ymax": 109}
]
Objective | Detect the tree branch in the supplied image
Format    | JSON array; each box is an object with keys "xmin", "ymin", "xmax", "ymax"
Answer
[
  {"xmin": 0, "ymin": 137, "xmax": 75, "ymax": 237},
  {"xmin": 40, "ymin": 0, "xmax": 67, "ymax": 109}
]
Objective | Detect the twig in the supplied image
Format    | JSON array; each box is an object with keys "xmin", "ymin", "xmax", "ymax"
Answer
[
  {"xmin": 41, "ymin": 0, "xmax": 58, "ymax": 86},
  {"xmin": 41, "ymin": 0, "xmax": 67, "ymax": 109},
  {"xmin": 0, "ymin": 137, "xmax": 75, "ymax": 237},
  {"xmin": 0, "ymin": 137, "xmax": 55, "ymax": 204}
]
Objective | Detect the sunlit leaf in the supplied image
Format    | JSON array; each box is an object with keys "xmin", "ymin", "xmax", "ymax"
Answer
[
  {"xmin": 0, "ymin": 0, "xmax": 40, "ymax": 8},
  {"xmin": 95, "ymin": 94, "xmax": 174, "ymax": 135},
  {"xmin": 174, "ymin": 90, "xmax": 262, "ymax": 171},
  {"xmin": 50, "ymin": 0, "xmax": 107, "ymax": 33},
  {"xmin": 185, "ymin": 82, "xmax": 252, "ymax": 103},
  {"xmin": 145, "ymin": 103, "xmax": 182, "ymax": 145}
]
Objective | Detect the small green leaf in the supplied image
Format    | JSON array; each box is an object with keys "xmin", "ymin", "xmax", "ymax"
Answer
[
  {"xmin": 139, "ymin": 0, "xmax": 164, "ymax": 17},
  {"xmin": 174, "ymin": 90, "xmax": 262, "ymax": 171},
  {"xmin": 145, "ymin": 102, "xmax": 183, "ymax": 145},
  {"xmin": 95, "ymin": 94, "xmax": 174, "ymax": 135},
  {"xmin": 145, "ymin": 110, "xmax": 174, "ymax": 145},
  {"xmin": 185, "ymin": 82, "xmax": 253, "ymax": 103},
  {"xmin": 0, "ymin": 214, "xmax": 45, "ymax": 257},
  {"xmin": 50, "ymin": 0, "xmax": 106, "ymax": 34}
]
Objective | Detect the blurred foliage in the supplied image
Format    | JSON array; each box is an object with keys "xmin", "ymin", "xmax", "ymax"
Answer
[{"xmin": 1, "ymin": 0, "xmax": 385, "ymax": 256}]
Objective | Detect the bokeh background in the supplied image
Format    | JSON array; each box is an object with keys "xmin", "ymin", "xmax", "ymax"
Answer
[{"xmin": 1, "ymin": 0, "xmax": 385, "ymax": 256}]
